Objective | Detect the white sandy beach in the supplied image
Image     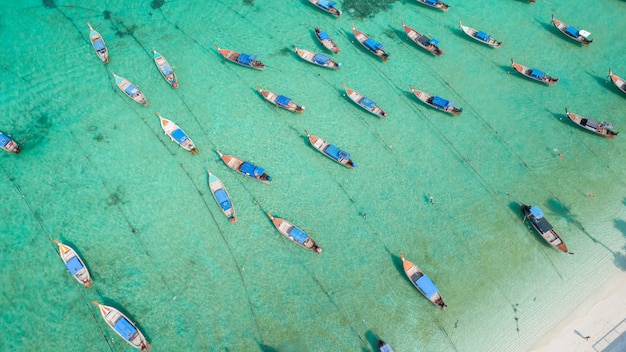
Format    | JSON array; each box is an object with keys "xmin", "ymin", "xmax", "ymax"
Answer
[{"xmin": 531, "ymin": 271, "xmax": 626, "ymax": 352}]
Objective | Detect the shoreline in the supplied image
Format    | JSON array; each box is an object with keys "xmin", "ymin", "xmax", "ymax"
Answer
[{"xmin": 531, "ymin": 271, "xmax": 626, "ymax": 352}]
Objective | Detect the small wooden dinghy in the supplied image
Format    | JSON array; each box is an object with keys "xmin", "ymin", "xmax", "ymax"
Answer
[
  {"xmin": 152, "ymin": 48, "xmax": 178, "ymax": 88},
  {"xmin": 54, "ymin": 240, "xmax": 93, "ymax": 288},
  {"xmin": 93, "ymin": 301, "xmax": 151, "ymax": 351},
  {"xmin": 266, "ymin": 212, "xmax": 322, "ymax": 252},
  {"xmin": 207, "ymin": 169, "xmax": 237, "ymax": 222},
  {"xmin": 112, "ymin": 71, "xmax": 149, "ymax": 106},
  {"xmin": 400, "ymin": 254, "xmax": 447, "ymax": 309},
  {"xmin": 258, "ymin": 86, "xmax": 305, "ymax": 113},
  {"xmin": 156, "ymin": 112, "xmax": 198, "ymax": 154},
  {"xmin": 88, "ymin": 23, "xmax": 109, "ymax": 64}
]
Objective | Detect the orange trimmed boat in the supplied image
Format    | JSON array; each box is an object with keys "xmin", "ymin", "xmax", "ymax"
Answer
[{"xmin": 400, "ymin": 254, "xmax": 447, "ymax": 309}]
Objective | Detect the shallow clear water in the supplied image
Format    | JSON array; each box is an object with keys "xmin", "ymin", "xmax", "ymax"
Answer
[{"xmin": 1, "ymin": 0, "xmax": 626, "ymax": 351}]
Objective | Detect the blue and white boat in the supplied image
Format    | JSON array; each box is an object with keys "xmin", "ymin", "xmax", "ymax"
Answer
[
  {"xmin": 305, "ymin": 130, "xmax": 355, "ymax": 168},
  {"xmin": 410, "ymin": 86, "xmax": 463, "ymax": 116},
  {"xmin": 93, "ymin": 301, "xmax": 151, "ymax": 351},
  {"xmin": 215, "ymin": 44, "xmax": 265, "ymax": 70},
  {"xmin": 511, "ymin": 59, "xmax": 559, "ymax": 86},
  {"xmin": 352, "ymin": 23, "xmax": 389, "ymax": 61},
  {"xmin": 308, "ymin": 0, "xmax": 341, "ymax": 17},
  {"xmin": 88, "ymin": 23, "xmax": 109, "ymax": 64},
  {"xmin": 343, "ymin": 83, "xmax": 388, "ymax": 118},
  {"xmin": 400, "ymin": 254, "xmax": 447, "ymax": 309},
  {"xmin": 152, "ymin": 48, "xmax": 178, "ymax": 88},
  {"xmin": 216, "ymin": 150, "xmax": 272, "ymax": 184},
  {"xmin": 0, "ymin": 131, "xmax": 21, "ymax": 154},
  {"xmin": 156, "ymin": 113, "xmax": 198, "ymax": 154},
  {"xmin": 54, "ymin": 240, "xmax": 93, "ymax": 288},
  {"xmin": 378, "ymin": 340, "xmax": 395, "ymax": 352},
  {"xmin": 207, "ymin": 169, "xmax": 237, "ymax": 223},
  {"xmin": 294, "ymin": 46, "xmax": 341, "ymax": 70},
  {"xmin": 402, "ymin": 20, "xmax": 444, "ymax": 56},
  {"xmin": 521, "ymin": 204, "xmax": 571, "ymax": 254},
  {"xmin": 315, "ymin": 27, "xmax": 340, "ymax": 53},
  {"xmin": 414, "ymin": 0, "xmax": 449, "ymax": 11},
  {"xmin": 552, "ymin": 14, "xmax": 592, "ymax": 46},
  {"xmin": 266, "ymin": 213, "xmax": 322, "ymax": 253},
  {"xmin": 459, "ymin": 21, "xmax": 502, "ymax": 48},
  {"xmin": 258, "ymin": 86, "xmax": 305, "ymax": 113},
  {"xmin": 111, "ymin": 72, "xmax": 149, "ymax": 106}
]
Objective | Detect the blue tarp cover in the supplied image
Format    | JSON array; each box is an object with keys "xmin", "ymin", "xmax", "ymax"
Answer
[
  {"xmin": 475, "ymin": 31, "xmax": 491, "ymax": 41},
  {"xmin": 0, "ymin": 133, "xmax": 9, "ymax": 147},
  {"xmin": 363, "ymin": 38, "xmax": 384, "ymax": 51},
  {"xmin": 288, "ymin": 226, "xmax": 308, "ymax": 244},
  {"xmin": 240, "ymin": 162, "xmax": 264, "ymax": 177},
  {"xmin": 379, "ymin": 343, "xmax": 394, "ymax": 352},
  {"xmin": 318, "ymin": 31, "xmax": 330, "ymax": 40},
  {"xmin": 566, "ymin": 26, "xmax": 579, "ymax": 37},
  {"xmin": 93, "ymin": 39, "xmax": 105, "ymax": 51},
  {"xmin": 432, "ymin": 96, "xmax": 450, "ymax": 108},
  {"xmin": 530, "ymin": 69, "xmax": 546, "ymax": 79},
  {"xmin": 360, "ymin": 97, "xmax": 376, "ymax": 110},
  {"xmin": 530, "ymin": 205, "xmax": 544, "ymax": 219},
  {"xmin": 65, "ymin": 256, "xmax": 84, "ymax": 275},
  {"xmin": 325, "ymin": 144, "xmax": 350, "ymax": 160},
  {"xmin": 214, "ymin": 189, "xmax": 232, "ymax": 211},
  {"xmin": 124, "ymin": 85, "xmax": 137, "ymax": 96},
  {"xmin": 276, "ymin": 95, "xmax": 292, "ymax": 107},
  {"xmin": 237, "ymin": 53, "xmax": 256, "ymax": 65},
  {"xmin": 313, "ymin": 53, "xmax": 330, "ymax": 65},
  {"xmin": 161, "ymin": 64, "xmax": 173, "ymax": 75},
  {"xmin": 317, "ymin": 0, "xmax": 336, "ymax": 9},
  {"xmin": 428, "ymin": 38, "xmax": 439, "ymax": 46},
  {"xmin": 426, "ymin": 0, "xmax": 437, "ymax": 5},
  {"xmin": 171, "ymin": 129, "xmax": 189, "ymax": 144},
  {"xmin": 416, "ymin": 274, "xmax": 438, "ymax": 298},
  {"xmin": 113, "ymin": 318, "xmax": 138, "ymax": 341}
]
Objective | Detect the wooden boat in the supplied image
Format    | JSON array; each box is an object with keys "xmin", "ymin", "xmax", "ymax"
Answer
[
  {"xmin": 152, "ymin": 48, "xmax": 178, "ymax": 88},
  {"xmin": 410, "ymin": 86, "xmax": 462, "ymax": 116},
  {"xmin": 511, "ymin": 59, "xmax": 559, "ymax": 86},
  {"xmin": 156, "ymin": 112, "xmax": 198, "ymax": 154},
  {"xmin": 207, "ymin": 169, "xmax": 237, "ymax": 223},
  {"xmin": 414, "ymin": 0, "xmax": 449, "ymax": 11},
  {"xmin": 215, "ymin": 44, "xmax": 265, "ymax": 70},
  {"xmin": 352, "ymin": 23, "xmax": 389, "ymax": 61},
  {"xmin": 400, "ymin": 254, "xmax": 447, "ymax": 309},
  {"xmin": 0, "ymin": 131, "xmax": 21, "ymax": 154},
  {"xmin": 402, "ymin": 20, "xmax": 443, "ymax": 56},
  {"xmin": 308, "ymin": 0, "xmax": 341, "ymax": 17},
  {"xmin": 459, "ymin": 21, "xmax": 502, "ymax": 48},
  {"xmin": 608, "ymin": 68, "xmax": 626, "ymax": 95},
  {"xmin": 294, "ymin": 46, "xmax": 341, "ymax": 70},
  {"xmin": 93, "ymin": 301, "xmax": 151, "ymax": 351},
  {"xmin": 216, "ymin": 150, "xmax": 272, "ymax": 184},
  {"xmin": 266, "ymin": 212, "xmax": 322, "ymax": 252},
  {"xmin": 551, "ymin": 14, "xmax": 592, "ymax": 46},
  {"xmin": 54, "ymin": 240, "xmax": 93, "ymax": 288},
  {"xmin": 565, "ymin": 108, "xmax": 618, "ymax": 138},
  {"xmin": 521, "ymin": 204, "xmax": 571, "ymax": 254},
  {"xmin": 305, "ymin": 130, "xmax": 355, "ymax": 168},
  {"xmin": 343, "ymin": 83, "xmax": 388, "ymax": 118},
  {"xmin": 315, "ymin": 27, "xmax": 340, "ymax": 53},
  {"xmin": 111, "ymin": 72, "xmax": 149, "ymax": 106},
  {"xmin": 88, "ymin": 23, "xmax": 109, "ymax": 64},
  {"xmin": 257, "ymin": 86, "xmax": 305, "ymax": 113},
  {"xmin": 378, "ymin": 340, "xmax": 395, "ymax": 352}
]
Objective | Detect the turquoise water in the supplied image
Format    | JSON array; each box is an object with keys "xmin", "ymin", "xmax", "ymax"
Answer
[{"xmin": 1, "ymin": 0, "xmax": 626, "ymax": 351}]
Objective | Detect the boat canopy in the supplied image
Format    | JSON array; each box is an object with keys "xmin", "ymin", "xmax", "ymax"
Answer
[
  {"xmin": 113, "ymin": 317, "xmax": 138, "ymax": 341},
  {"xmin": 529, "ymin": 206, "xmax": 544, "ymax": 219},
  {"xmin": 364, "ymin": 38, "xmax": 384, "ymax": 51},
  {"xmin": 93, "ymin": 39, "xmax": 105, "ymax": 51},
  {"xmin": 161, "ymin": 64, "xmax": 173, "ymax": 76},
  {"xmin": 0, "ymin": 133, "xmax": 10, "ymax": 147},
  {"xmin": 530, "ymin": 69, "xmax": 546, "ymax": 79},
  {"xmin": 417, "ymin": 35, "xmax": 431, "ymax": 45},
  {"xmin": 432, "ymin": 96, "xmax": 451, "ymax": 108},
  {"xmin": 583, "ymin": 118, "xmax": 599, "ymax": 129},
  {"xmin": 428, "ymin": 38, "xmax": 440, "ymax": 46},
  {"xmin": 318, "ymin": 31, "xmax": 331, "ymax": 40},
  {"xmin": 426, "ymin": 0, "xmax": 438, "ymax": 5},
  {"xmin": 379, "ymin": 342, "xmax": 395, "ymax": 352},
  {"xmin": 325, "ymin": 144, "xmax": 350, "ymax": 161},
  {"xmin": 415, "ymin": 274, "xmax": 438, "ymax": 299},
  {"xmin": 313, "ymin": 53, "xmax": 331, "ymax": 65},
  {"xmin": 565, "ymin": 26, "xmax": 579, "ymax": 37},
  {"xmin": 214, "ymin": 189, "xmax": 232, "ymax": 211},
  {"xmin": 475, "ymin": 31, "xmax": 491, "ymax": 42},
  {"xmin": 171, "ymin": 128, "xmax": 189, "ymax": 144},
  {"xmin": 288, "ymin": 226, "xmax": 308, "ymax": 244},
  {"xmin": 360, "ymin": 97, "xmax": 377, "ymax": 110},
  {"xmin": 276, "ymin": 95, "xmax": 292, "ymax": 107},
  {"xmin": 237, "ymin": 53, "xmax": 256, "ymax": 65},
  {"xmin": 124, "ymin": 85, "xmax": 138, "ymax": 96},
  {"xmin": 65, "ymin": 256, "xmax": 84, "ymax": 275},
  {"xmin": 240, "ymin": 161, "xmax": 265, "ymax": 177},
  {"xmin": 579, "ymin": 30, "xmax": 591, "ymax": 38},
  {"xmin": 317, "ymin": 0, "xmax": 336, "ymax": 9}
]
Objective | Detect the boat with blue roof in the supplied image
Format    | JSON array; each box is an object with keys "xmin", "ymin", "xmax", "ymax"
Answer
[
  {"xmin": 565, "ymin": 108, "xmax": 618, "ymax": 138},
  {"xmin": 0, "ymin": 131, "xmax": 20, "ymax": 154},
  {"xmin": 207, "ymin": 169, "xmax": 237, "ymax": 223},
  {"xmin": 54, "ymin": 240, "xmax": 93, "ymax": 288},
  {"xmin": 459, "ymin": 21, "xmax": 502, "ymax": 48},
  {"xmin": 400, "ymin": 254, "xmax": 447, "ymax": 309},
  {"xmin": 609, "ymin": 68, "xmax": 626, "ymax": 96},
  {"xmin": 216, "ymin": 150, "xmax": 272, "ymax": 184},
  {"xmin": 410, "ymin": 86, "xmax": 462, "ymax": 116},
  {"xmin": 294, "ymin": 46, "xmax": 341, "ymax": 70},
  {"xmin": 511, "ymin": 59, "xmax": 559, "ymax": 86},
  {"xmin": 414, "ymin": 0, "xmax": 449, "ymax": 11},
  {"xmin": 258, "ymin": 86, "xmax": 305, "ymax": 113},
  {"xmin": 93, "ymin": 301, "xmax": 151, "ymax": 351},
  {"xmin": 266, "ymin": 213, "xmax": 322, "ymax": 253},
  {"xmin": 88, "ymin": 23, "xmax": 109, "ymax": 64},
  {"xmin": 521, "ymin": 204, "xmax": 571, "ymax": 254},
  {"xmin": 308, "ymin": 0, "xmax": 342, "ymax": 17},
  {"xmin": 215, "ymin": 44, "xmax": 265, "ymax": 70},
  {"xmin": 378, "ymin": 340, "xmax": 395, "ymax": 352},
  {"xmin": 111, "ymin": 72, "xmax": 149, "ymax": 106},
  {"xmin": 152, "ymin": 48, "xmax": 178, "ymax": 88},
  {"xmin": 305, "ymin": 130, "xmax": 355, "ymax": 168},
  {"xmin": 352, "ymin": 23, "xmax": 389, "ymax": 61},
  {"xmin": 156, "ymin": 112, "xmax": 198, "ymax": 154},
  {"xmin": 343, "ymin": 83, "xmax": 388, "ymax": 118},
  {"xmin": 551, "ymin": 14, "xmax": 592, "ymax": 46},
  {"xmin": 402, "ymin": 20, "xmax": 443, "ymax": 56},
  {"xmin": 315, "ymin": 27, "xmax": 340, "ymax": 53}
]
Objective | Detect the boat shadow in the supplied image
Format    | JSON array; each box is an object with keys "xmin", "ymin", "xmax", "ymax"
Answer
[
  {"xmin": 364, "ymin": 330, "xmax": 384, "ymax": 352},
  {"xmin": 613, "ymin": 218, "xmax": 626, "ymax": 271},
  {"xmin": 537, "ymin": 19, "xmax": 569, "ymax": 44},
  {"xmin": 586, "ymin": 70, "xmax": 624, "ymax": 98}
]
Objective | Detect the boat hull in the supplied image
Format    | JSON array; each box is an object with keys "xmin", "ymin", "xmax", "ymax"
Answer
[
  {"xmin": 305, "ymin": 130, "xmax": 355, "ymax": 168},
  {"xmin": 521, "ymin": 204, "xmax": 570, "ymax": 253},
  {"xmin": 410, "ymin": 87, "xmax": 462, "ymax": 116},
  {"xmin": 551, "ymin": 15, "xmax": 592, "ymax": 46},
  {"xmin": 403, "ymin": 21, "xmax": 443, "ymax": 56},
  {"xmin": 566, "ymin": 109, "xmax": 618, "ymax": 138},
  {"xmin": 216, "ymin": 150, "xmax": 272, "ymax": 183},
  {"xmin": 308, "ymin": 0, "xmax": 342, "ymax": 17},
  {"xmin": 258, "ymin": 86, "xmax": 305, "ymax": 113},
  {"xmin": 157, "ymin": 113, "xmax": 198, "ymax": 154},
  {"xmin": 153, "ymin": 49, "xmax": 178, "ymax": 88},
  {"xmin": 400, "ymin": 254, "xmax": 446, "ymax": 308},
  {"xmin": 88, "ymin": 23, "xmax": 109, "ymax": 64},
  {"xmin": 459, "ymin": 21, "xmax": 502, "ymax": 48},
  {"xmin": 95, "ymin": 302, "xmax": 151, "ymax": 351},
  {"xmin": 55, "ymin": 240, "xmax": 93, "ymax": 288},
  {"xmin": 267, "ymin": 213, "xmax": 322, "ymax": 252},
  {"xmin": 344, "ymin": 84, "xmax": 387, "ymax": 118},
  {"xmin": 207, "ymin": 170, "xmax": 237, "ymax": 222},
  {"xmin": 511, "ymin": 60, "xmax": 559, "ymax": 86},
  {"xmin": 294, "ymin": 46, "xmax": 341, "ymax": 70},
  {"xmin": 315, "ymin": 27, "xmax": 340, "ymax": 53},
  {"xmin": 352, "ymin": 23, "xmax": 389, "ymax": 61},
  {"xmin": 216, "ymin": 45, "xmax": 265, "ymax": 70}
]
